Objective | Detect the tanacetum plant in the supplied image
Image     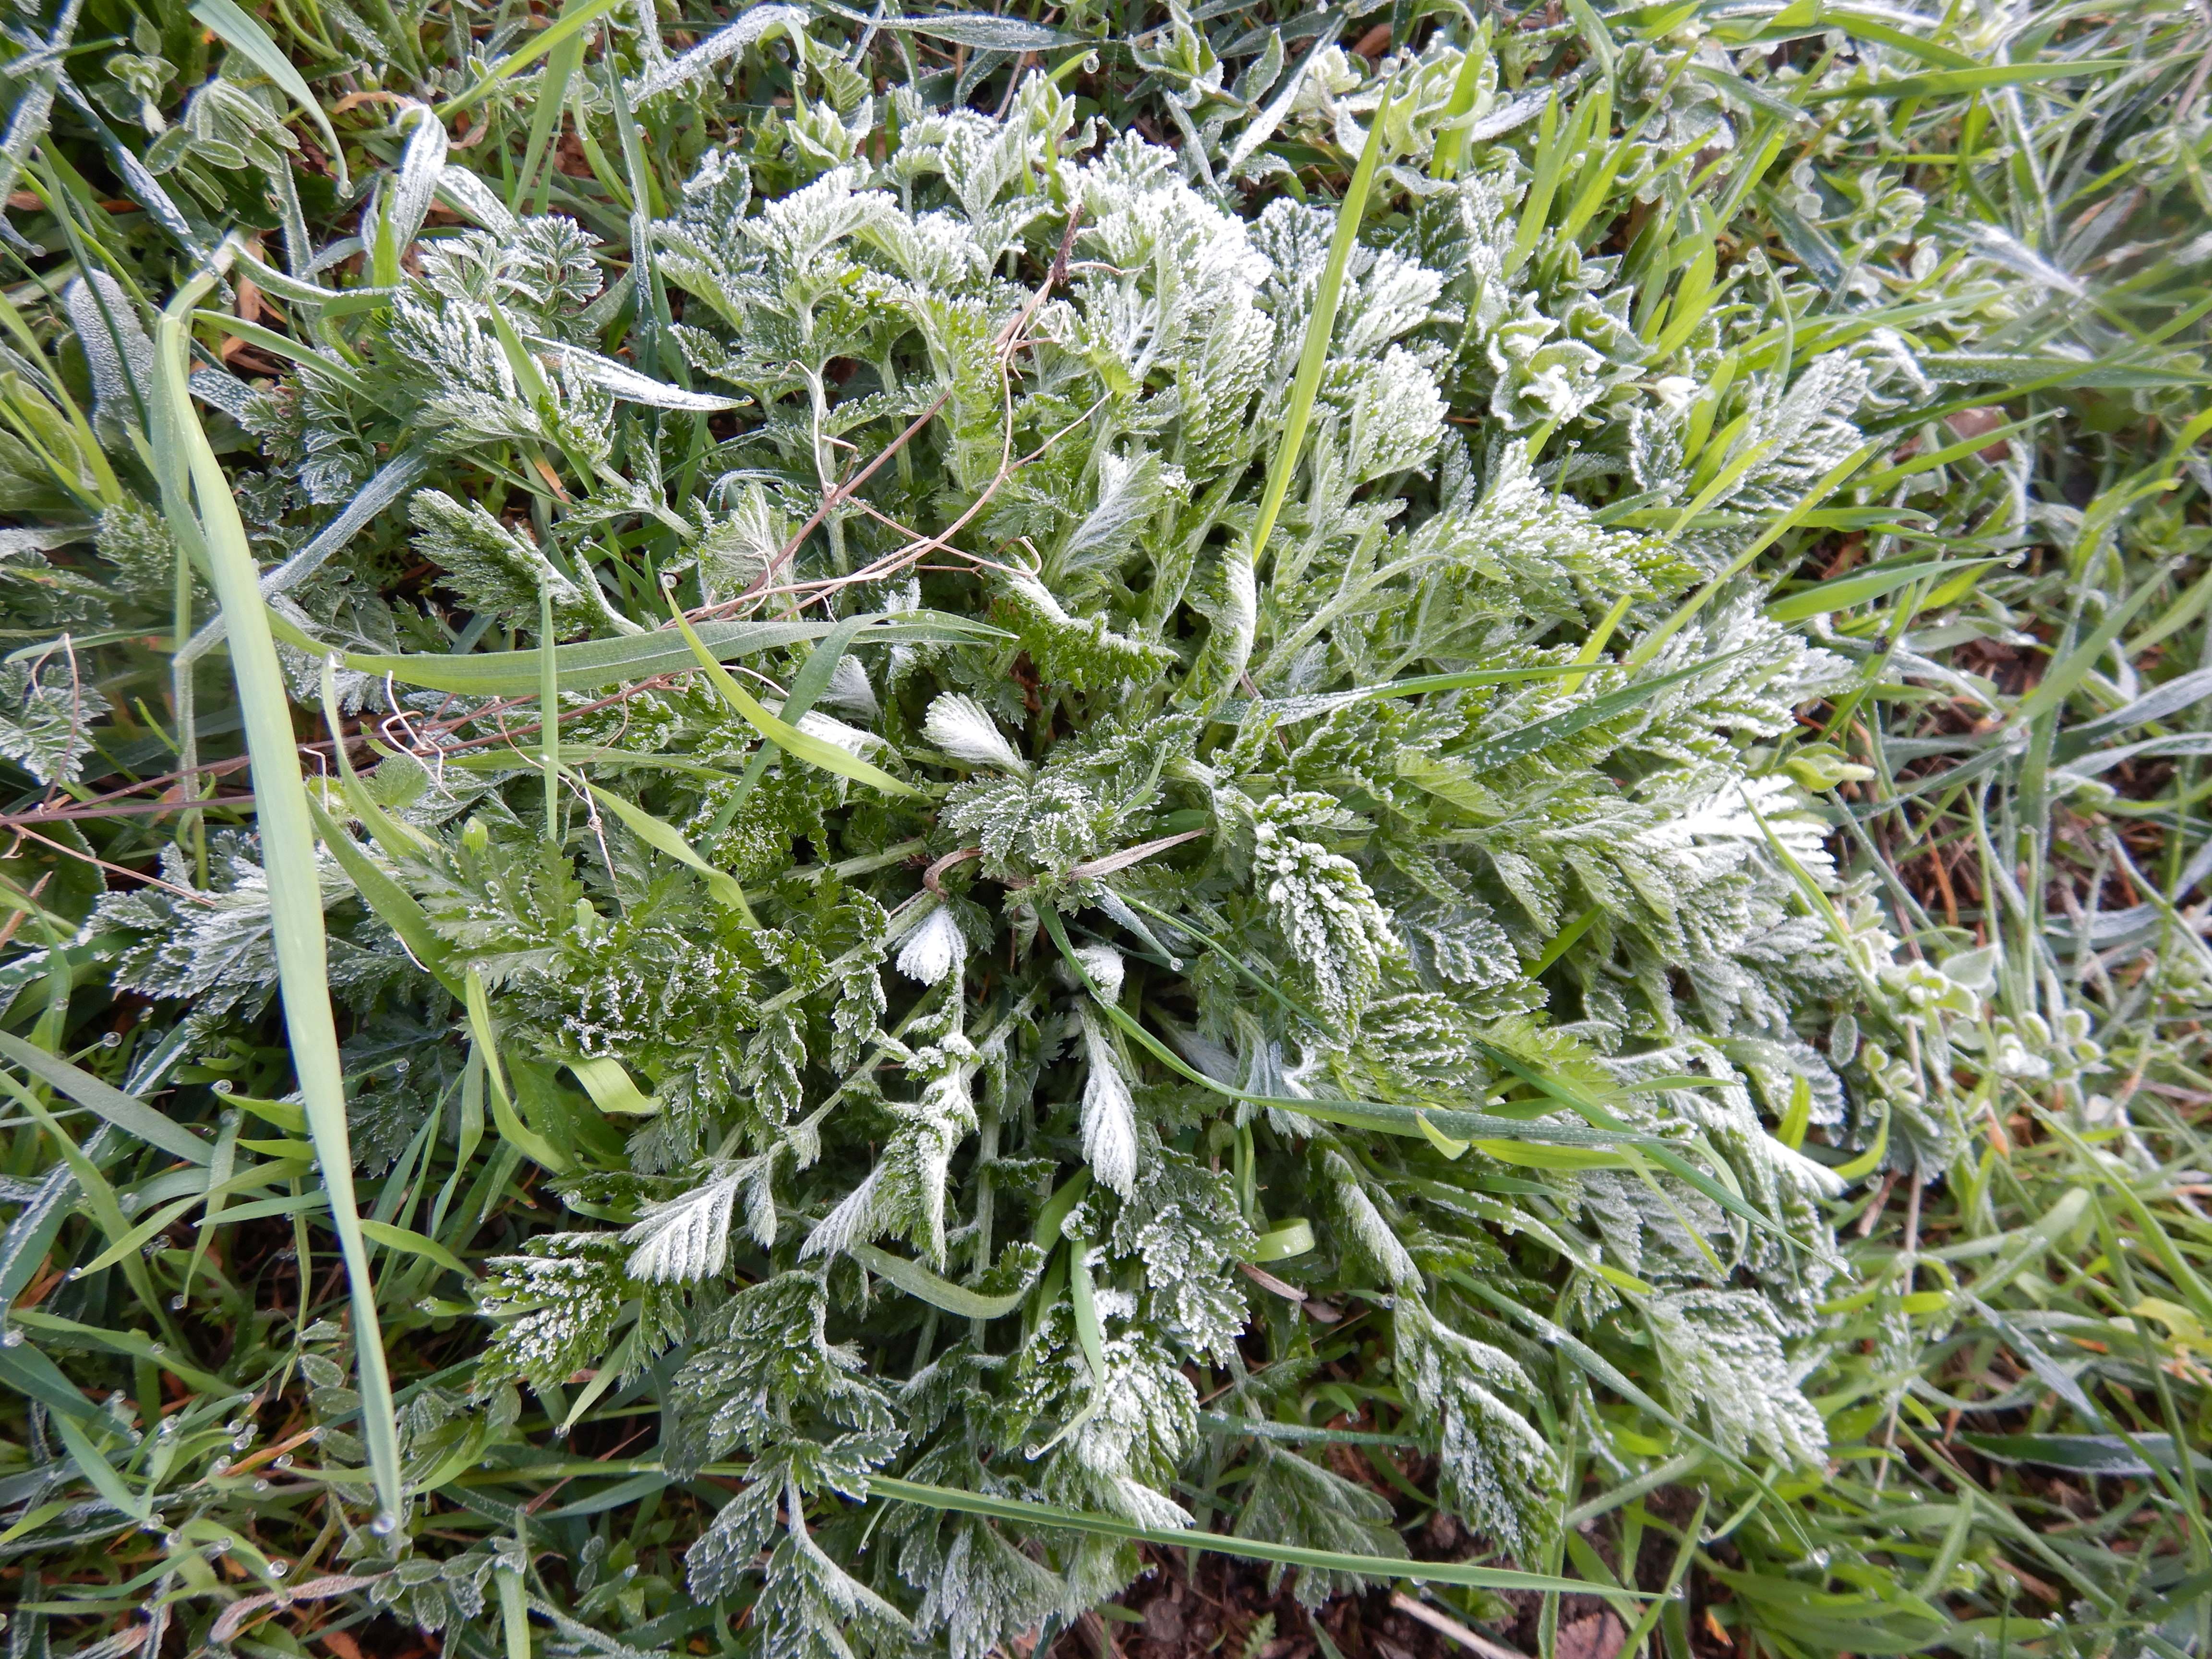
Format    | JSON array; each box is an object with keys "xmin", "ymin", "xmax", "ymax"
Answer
[{"xmin": 2, "ymin": 0, "xmax": 2209, "ymax": 1654}]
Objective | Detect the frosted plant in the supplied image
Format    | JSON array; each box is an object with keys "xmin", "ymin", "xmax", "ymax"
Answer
[
  {"xmin": 1077, "ymin": 1006, "xmax": 1140, "ymax": 1198},
  {"xmin": 623, "ymin": 1167, "xmax": 743, "ymax": 1283},
  {"xmin": 1648, "ymin": 1290, "xmax": 1830, "ymax": 1467},
  {"xmin": 0, "ymin": 655, "xmax": 109, "ymax": 786},
  {"xmin": 37, "ymin": 14, "xmax": 1974, "ymax": 1651},
  {"xmin": 894, "ymin": 903, "xmax": 967, "ymax": 986},
  {"xmin": 922, "ymin": 691, "xmax": 1030, "ymax": 775}
]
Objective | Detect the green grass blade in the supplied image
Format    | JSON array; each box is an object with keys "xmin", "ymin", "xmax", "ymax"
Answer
[
  {"xmin": 1802, "ymin": 61, "xmax": 2131, "ymax": 101},
  {"xmin": 664, "ymin": 602, "xmax": 918, "ymax": 796},
  {"xmin": 583, "ymin": 781, "xmax": 757, "ymax": 920},
  {"xmin": 1455, "ymin": 650, "xmax": 1748, "ymax": 774},
  {"xmin": 1246, "ymin": 75, "xmax": 1397, "ymax": 566},
  {"xmin": 848, "ymin": 1241, "xmax": 1034, "ymax": 1318},
  {"xmin": 2014, "ymin": 560, "xmax": 2182, "ymax": 729},
  {"xmin": 0, "ymin": 1031, "xmax": 211, "ymax": 1166},
  {"xmin": 264, "ymin": 610, "xmax": 1003, "ymax": 697},
  {"xmin": 1628, "ymin": 442, "xmax": 1879, "ymax": 670},
  {"xmin": 436, "ymin": 0, "xmax": 629, "ymax": 119},
  {"xmin": 50, "ymin": 1409, "xmax": 149, "ymax": 1522},
  {"xmin": 309, "ymin": 796, "xmax": 459, "ymax": 987},
  {"xmin": 462, "ymin": 968, "xmax": 572, "ymax": 1174},
  {"xmin": 865, "ymin": 1476, "xmax": 1623, "ymax": 1596},
  {"xmin": 0, "ymin": 1330, "xmax": 105, "ymax": 1422},
  {"xmin": 1767, "ymin": 557, "xmax": 2005, "ymax": 622},
  {"xmin": 156, "ymin": 246, "xmax": 405, "ymax": 1534}
]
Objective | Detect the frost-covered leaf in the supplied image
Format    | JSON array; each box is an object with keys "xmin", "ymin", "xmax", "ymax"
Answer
[
  {"xmin": 624, "ymin": 1168, "xmax": 741, "ymax": 1283},
  {"xmin": 1233, "ymin": 1443, "xmax": 1407, "ymax": 1606},
  {"xmin": 0, "ymin": 657, "xmax": 110, "ymax": 786},
  {"xmin": 1251, "ymin": 795, "xmax": 1401, "ymax": 1024},
  {"xmin": 1395, "ymin": 1297, "xmax": 1555, "ymax": 1552},
  {"xmin": 924, "ymin": 693, "xmax": 1029, "ymax": 775},
  {"xmin": 1649, "ymin": 1289, "xmax": 1827, "ymax": 1467}
]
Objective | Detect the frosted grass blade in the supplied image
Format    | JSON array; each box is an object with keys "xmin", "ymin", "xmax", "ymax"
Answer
[
  {"xmin": 625, "ymin": 2, "xmax": 811, "ymax": 102},
  {"xmin": 522, "ymin": 333, "xmax": 745, "ymax": 410}
]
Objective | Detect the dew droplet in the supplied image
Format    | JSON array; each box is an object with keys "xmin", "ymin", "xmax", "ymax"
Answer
[
  {"xmin": 269, "ymin": 1560, "xmax": 290, "ymax": 1579},
  {"xmin": 253, "ymin": 1478, "xmax": 271, "ymax": 1493},
  {"xmin": 0, "ymin": 1327, "xmax": 22, "ymax": 1348},
  {"xmin": 100, "ymin": 1031, "xmax": 122, "ymax": 1048},
  {"xmin": 168, "ymin": 1294, "xmax": 187, "ymax": 1310},
  {"xmin": 371, "ymin": 1509, "xmax": 402, "ymax": 1536},
  {"xmin": 212, "ymin": 1079, "xmax": 233, "ymax": 1094},
  {"xmin": 273, "ymin": 1453, "xmax": 294, "ymax": 1470}
]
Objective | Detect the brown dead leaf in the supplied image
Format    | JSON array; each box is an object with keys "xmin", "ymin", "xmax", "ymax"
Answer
[
  {"xmin": 1555, "ymin": 1613, "xmax": 1625, "ymax": 1659},
  {"xmin": 1143, "ymin": 1598, "xmax": 1187, "ymax": 1647},
  {"xmin": 1945, "ymin": 406, "xmax": 2012, "ymax": 461}
]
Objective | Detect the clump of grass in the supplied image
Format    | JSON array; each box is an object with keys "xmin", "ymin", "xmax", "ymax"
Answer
[{"xmin": 0, "ymin": 3, "xmax": 2205, "ymax": 1657}]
